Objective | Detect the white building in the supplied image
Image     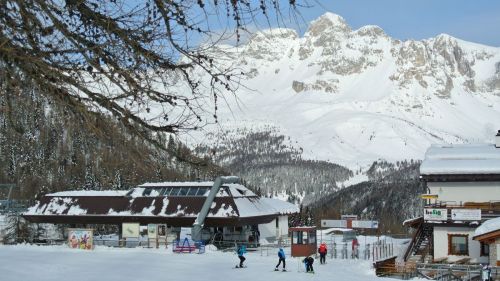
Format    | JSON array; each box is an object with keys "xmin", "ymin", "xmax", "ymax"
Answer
[
  {"xmin": 419, "ymin": 133, "xmax": 500, "ymax": 263},
  {"xmin": 473, "ymin": 217, "xmax": 500, "ymax": 266}
]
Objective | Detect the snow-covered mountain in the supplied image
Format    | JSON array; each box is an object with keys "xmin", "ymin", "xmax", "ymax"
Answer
[{"xmin": 183, "ymin": 12, "xmax": 500, "ymax": 171}]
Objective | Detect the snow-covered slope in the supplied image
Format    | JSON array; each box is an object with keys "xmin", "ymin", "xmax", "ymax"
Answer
[{"xmin": 182, "ymin": 12, "xmax": 500, "ymax": 170}]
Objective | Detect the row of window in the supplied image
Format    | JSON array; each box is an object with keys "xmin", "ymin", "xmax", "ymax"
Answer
[
  {"xmin": 291, "ymin": 231, "xmax": 317, "ymax": 245},
  {"xmin": 142, "ymin": 187, "xmax": 211, "ymax": 197}
]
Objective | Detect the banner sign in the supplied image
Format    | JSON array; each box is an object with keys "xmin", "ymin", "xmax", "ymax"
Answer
[
  {"xmin": 147, "ymin": 224, "xmax": 157, "ymax": 238},
  {"xmin": 451, "ymin": 209, "xmax": 481, "ymax": 221},
  {"xmin": 352, "ymin": 220, "xmax": 379, "ymax": 229},
  {"xmin": 68, "ymin": 228, "xmax": 93, "ymax": 250},
  {"xmin": 157, "ymin": 224, "xmax": 167, "ymax": 237},
  {"xmin": 180, "ymin": 227, "xmax": 192, "ymax": 241},
  {"xmin": 321, "ymin": 220, "xmax": 347, "ymax": 228},
  {"xmin": 122, "ymin": 223, "xmax": 140, "ymax": 238},
  {"xmin": 424, "ymin": 208, "xmax": 448, "ymax": 221}
]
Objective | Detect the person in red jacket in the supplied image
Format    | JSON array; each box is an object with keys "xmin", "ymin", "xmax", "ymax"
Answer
[
  {"xmin": 351, "ymin": 238, "xmax": 360, "ymax": 258},
  {"xmin": 318, "ymin": 242, "xmax": 327, "ymax": 264}
]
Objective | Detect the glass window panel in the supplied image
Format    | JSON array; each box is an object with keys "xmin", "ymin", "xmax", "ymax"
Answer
[
  {"xmin": 169, "ymin": 188, "xmax": 180, "ymax": 196},
  {"xmin": 309, "ymin": 231, "xmax": 316, "ymax": 244},
  {"xmin": 143, "ymin": 188, "xmax": 152, "ymax": 196},
  {"xmin": 161, "ymin": 188, "xmax": 171, "ymax": 196},
  {"xmin": 178, "ymin": 187, "xmax": 188, "ymax": 196},
  {"xmin": 196, "ymin": 188, "xmax": 209, "ymax": 196},
  {"xmin": 450, "ymin": 235, "xmax": 468, "ymax": 255},
  {"xmin": 303, "ymin": 231, "xmax": 308, "ymax": 244},
  {"xmin": 187, "ymin": 187, "xmax": 198, "ymax": 196}
]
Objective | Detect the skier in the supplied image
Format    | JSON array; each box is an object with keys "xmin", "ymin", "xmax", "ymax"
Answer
[
  {"xmin": 351, "ymin": 238, "xmax": 360, "ymax": 259},
  {"xmin": 303, "ymin": 256, "xmax": 314, "ymax": 273},
  {"xmin": 275, "ymin": 248, "xmax": 286, "ymax": 271},
  {"xmin": 236, "ymin": 244, "xmax": 246, "ymax": 268},
  {"xmin": 318, "ymin": 242, "xmax": 327, "ymax": 264}
]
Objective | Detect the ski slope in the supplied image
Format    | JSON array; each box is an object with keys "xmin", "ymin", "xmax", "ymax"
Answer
[
  {"xmin": 0, "ymin": 244, "xmax": 424, "ymax": 281},
  {"xmin": 178, "ymin": 13, "xmax": 500, "ymax": 170}
]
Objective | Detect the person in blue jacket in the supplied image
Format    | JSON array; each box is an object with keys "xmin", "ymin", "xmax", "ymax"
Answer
[
  {"xmin": 275, "ymin": 248, "xmax": 286, "ymax": 271},
  {"xmin": 237, "ymin": 244, "xmax": 246, "ymax": 268}
]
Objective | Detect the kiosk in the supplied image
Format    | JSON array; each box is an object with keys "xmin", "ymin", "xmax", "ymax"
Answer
[{"xmin": 290, "ymin": 226, "xmax": 317, "ymax": 257}]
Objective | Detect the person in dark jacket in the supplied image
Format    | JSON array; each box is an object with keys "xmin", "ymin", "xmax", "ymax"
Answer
[
  {"xmin": 237, "ymin": 245, "xmax": 246, "ymax": 268},
  {"xmin": 275, "ymin": 248, "xmax": 286, "ymax": 271},
  {"xmin": 303, "ymin": 256, "xmax": 314, "ymax": 273},
  {"xmin": 318, "ymin": 242, "xmax": 327, "ymax": 264}
]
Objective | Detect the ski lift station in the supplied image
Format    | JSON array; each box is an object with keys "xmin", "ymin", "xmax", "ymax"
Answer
[{"xmin": 22, "ymin": 177, "xmax": 298, "ymax": 246}]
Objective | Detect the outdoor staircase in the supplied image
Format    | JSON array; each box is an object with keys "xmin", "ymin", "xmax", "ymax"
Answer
[{"xmin": 404, "ymin": 223, "xmax": 433, "ymax": 263}]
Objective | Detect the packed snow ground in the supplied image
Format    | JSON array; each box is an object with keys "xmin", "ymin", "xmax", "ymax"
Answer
[{"xmin": 0, "ymin": 244, "xmax": 424, "ymax": 281}]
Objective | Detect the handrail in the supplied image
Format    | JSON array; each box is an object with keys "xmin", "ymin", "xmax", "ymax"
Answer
[
  {"xmin": 403, "ymin": 221, "xmax": 422, "ymax": 262},
  {"xmin": 425, "ymin": 200, "xmax": 500, "ymax": 211}
]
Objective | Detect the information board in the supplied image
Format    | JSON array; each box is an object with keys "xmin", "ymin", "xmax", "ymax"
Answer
[
  {"xmin": 424, "ymin": 208, "xmax": 448, "ymax": 221},
  {"xmin": 451, "ymin": 209, "xmax": 481, "ymax": 221},
  {"xmin": 122, "ymin": 222, "xmax": 140, "ymax": 238},
  {"xmin": 321, "ymin": 219, "xmax": 347, "ymax": 228},
  {"xmin": 67, "ymin": 228, "xmax": 93, "ymax": 250}
]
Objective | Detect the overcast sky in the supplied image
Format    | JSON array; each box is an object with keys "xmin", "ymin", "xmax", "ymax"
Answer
[{"xmin": 279, "ymin": 0, "xmax": 500, "ymax": 46}]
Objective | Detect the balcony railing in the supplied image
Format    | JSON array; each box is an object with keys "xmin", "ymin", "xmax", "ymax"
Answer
[{"xmin": 423, "ymin": 200, "xmax": 500, "ymax": 221}]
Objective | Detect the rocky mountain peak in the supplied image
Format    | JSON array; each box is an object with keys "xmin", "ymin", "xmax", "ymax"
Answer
[
  {"xmin": 307, "ymin": 12, "xmax": 351, "ymax": 37},
  {"xmin": 355, "ymin": 25, "xmax": 386, "ymax": 38}
]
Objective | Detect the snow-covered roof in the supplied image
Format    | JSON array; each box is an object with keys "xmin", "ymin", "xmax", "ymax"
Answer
[
  {"xmin": 402, "ymin": 217, "xmax": 423, "ymax": 226},
  {"xmin": 139, "ymin": 181, "xmax": 214, "ymax": 187},
  {"xmin": 474, "ymin": 217, "xmax": 500, "ymax": 238},
  {"xmin": 138, "ymin": 182, "xmax": 256, "ymax": 198},
  {"xmin": 47, "ymin": 190, "xmax": 128, "ymax": 197},
  {"xmin": 25, "ymin": 196, "xmax": 297, "ymax": 218},
  {"xmin": 323, "ymin": 227, "xmax": 355, "ymax": 233},
  {"xmin": 24, "ymin": 181, "xmax": 299, "ymax": 223},
  {"xmin": 420, "ymin": 144, "xmax": 500, "ymax": 175},
  {"xmin": 234, "ymin": 197, "xmax": 299, "ymax": 217}
]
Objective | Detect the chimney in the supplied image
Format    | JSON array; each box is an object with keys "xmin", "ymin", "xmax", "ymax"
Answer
[{"xmin": 496, "ymin": 130, "xmax": 500, "ymax": 148}]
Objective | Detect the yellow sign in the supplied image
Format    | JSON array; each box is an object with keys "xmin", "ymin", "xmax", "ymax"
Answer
[{"xmin": 420, "ymin": 194, "xmax": 438, "ymax": 199}]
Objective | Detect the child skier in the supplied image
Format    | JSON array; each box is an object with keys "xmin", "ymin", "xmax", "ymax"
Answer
[
  {"xmin": 275, "ymin": 248, "xmax": 286, "ymax": 271},
  {"xmin": 236, "ymin": 244, "xmax": 246, "ymax": 268},
  {"xmin": 318, "ymin": 242, "xmax": 327, "ymax": 264},
  {"xmin": 303, "ymin": 256, "xmax": 314, "ymax": 273}
]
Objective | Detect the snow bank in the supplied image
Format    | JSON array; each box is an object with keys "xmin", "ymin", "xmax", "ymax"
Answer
[{"xmin": 0, "ymin": 244, "xmax": 425, "ymax": 281}]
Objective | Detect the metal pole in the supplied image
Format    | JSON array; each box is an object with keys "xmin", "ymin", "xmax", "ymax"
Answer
[{"xmin": 192, "ymin": 176, "xmax": 239, "ymax": 241}]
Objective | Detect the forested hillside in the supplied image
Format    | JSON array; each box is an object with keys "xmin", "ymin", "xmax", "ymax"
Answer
[
  {"xmin": 0, "ymin": 91, "xmax": 223, "ymax": 199},
  {"xmin": 194, "ymin": 128, "xmax": 353, "ymax": 203},
  {"xmin": 312, "ymin": 160, "xmax": 425, "ymax": 233}
]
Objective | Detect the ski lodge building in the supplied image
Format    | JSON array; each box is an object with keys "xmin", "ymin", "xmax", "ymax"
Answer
[
  {"xmin": 407, "ymin": 132, "xmax": 500, "ymax": 265},
  {"xmin": 23, "ymin": 180, "xmax": 298, "ymax": 244}
]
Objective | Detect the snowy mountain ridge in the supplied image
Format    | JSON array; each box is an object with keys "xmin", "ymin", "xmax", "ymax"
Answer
[{"xmin": 182, "ymin": 12, "xmax": 500, "ymax": 170}]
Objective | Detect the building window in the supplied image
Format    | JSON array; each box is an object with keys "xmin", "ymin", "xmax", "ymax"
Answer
[
  {"xmin": 480, "ymin": 242, "xmax": 489, "ymax": 256},
  {"xmin": 448, "ymin": 234, "xmax": 468, "ymax": 256},
  {"xmin": 292, "ymin": 231, "xmax": 303, "ymax": 244}
]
